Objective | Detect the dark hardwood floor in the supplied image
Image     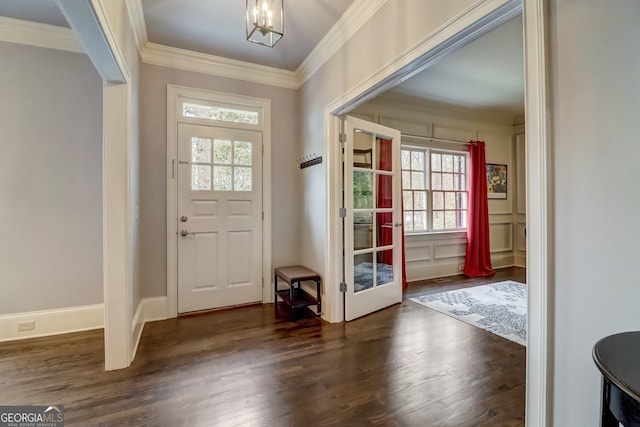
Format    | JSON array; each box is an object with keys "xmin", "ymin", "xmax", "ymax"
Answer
[{"xmin": 0, "ymin": 267, "xmax": 525, "ymax": 426}]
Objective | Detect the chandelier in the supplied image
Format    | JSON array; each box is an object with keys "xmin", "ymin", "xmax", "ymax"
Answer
[{"xmin": 246, "ymin": 0, "xmax": 284, "ymax": 48}]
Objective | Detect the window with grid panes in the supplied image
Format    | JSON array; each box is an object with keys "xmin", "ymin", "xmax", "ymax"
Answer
[{"xmin": 402, "ymin": 147, "xmax": 468, "ymax": 232}]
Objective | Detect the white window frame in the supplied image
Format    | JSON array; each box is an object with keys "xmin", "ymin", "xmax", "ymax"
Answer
[{"xmin": 401, "ymin": 145, "xmax": 469, "ymax": 234}]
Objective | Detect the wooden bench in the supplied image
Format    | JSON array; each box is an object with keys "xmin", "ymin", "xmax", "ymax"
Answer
[{"xmin": 274, "ymin": 265, "xmax": 321, "ymax": 318}]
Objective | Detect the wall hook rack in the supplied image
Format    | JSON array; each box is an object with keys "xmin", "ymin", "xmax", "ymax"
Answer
[{"xmin": 298, "ymin": 153, "xmax": 322, "ymax": 169}]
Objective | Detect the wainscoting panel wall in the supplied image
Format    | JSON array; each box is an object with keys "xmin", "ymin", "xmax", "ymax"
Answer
[{"xmin": 353, "ymin": 96, "xmax": 526, "ymax": 280}]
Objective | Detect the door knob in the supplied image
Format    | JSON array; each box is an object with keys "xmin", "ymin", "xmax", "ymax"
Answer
[
  {"xmin": 180, "ymin": 229, "xmax": 190, "ymax": 237},
  {"xmin": 180, "ymin": 216, "xmax": 188, "ymax": 222},
  {"xmin": 394, "ymin": 222, "xmax": 403, "ymax": 227}
]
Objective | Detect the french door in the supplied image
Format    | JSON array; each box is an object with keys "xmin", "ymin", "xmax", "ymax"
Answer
[{"xmin": 343, "ymin": 116, "xmax": 402, "ymax": 321}]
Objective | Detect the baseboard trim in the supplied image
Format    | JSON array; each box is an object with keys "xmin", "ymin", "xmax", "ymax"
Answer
[
  {"xmin": 0, "ymin": 304, "xmax": 104, "ymax": 342},
  {"xmin": 407, "ymin": 253, "xmax": 519, "ymax": 282},
  {"xmin": 131, "ymin": 297, "xmax": 168, "ymax": 360},
  {"xmin": 514, "ymin": 253, "xmax": 527, "ymax": 268}
]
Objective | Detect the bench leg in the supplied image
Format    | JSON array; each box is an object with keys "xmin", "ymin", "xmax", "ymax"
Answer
[
  {"xmin": 274, "ymin": 274, "xmax": 278, "ymax": 314},
  {"xmin": 316, "ymin": 279, "xmax": 321, "ymax": 316}
]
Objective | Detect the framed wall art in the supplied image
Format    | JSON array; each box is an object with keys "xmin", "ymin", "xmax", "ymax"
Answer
[{"xmin": 486, "ymin": 163, "xmax": 507, "ymax": 199}]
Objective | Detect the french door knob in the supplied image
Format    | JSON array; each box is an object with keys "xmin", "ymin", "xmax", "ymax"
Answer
[
  {"xmin": 180, "ymin": 216, "xmax": 188, "ymax": 222},
  {"xmin": 180, "ymin": 229, "xmax": 190, "ymax": 237}
]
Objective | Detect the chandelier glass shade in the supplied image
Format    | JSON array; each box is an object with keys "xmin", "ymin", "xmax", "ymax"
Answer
[{"xmin": 246, "ymin": 0, "xmax": 284, "ymax": 47}]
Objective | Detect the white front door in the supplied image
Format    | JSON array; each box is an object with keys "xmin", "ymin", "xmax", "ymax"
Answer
[
  {"xmin": 343, "ymin": 116, "xmax": 402, "ymax": 321},
  {"xmin": 177, "ymin": 123, "xmax": 263, "ymax": 313}
]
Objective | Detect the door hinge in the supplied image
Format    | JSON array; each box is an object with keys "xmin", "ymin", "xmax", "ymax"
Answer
[
  {"xmin": 339, "ymin": 282, "xmax": 347, "ymax": 293},
  {"xmin": 339, "ymin": 207, "xmax": 347, "ymax": 218},
  {"xmin": 262, "ymin": 277, "xmax": 264, "ymax": 288},
  {"xmin": 339, "ymin": 133, "xmax": 346, "ymax": 144},
  {"xmin": 262, "ymin": 211, "xmax": 264, "ymax": 220},
  {"xmin": 171, "ymin": 159, "xmax": 175, "ymax": 179}
]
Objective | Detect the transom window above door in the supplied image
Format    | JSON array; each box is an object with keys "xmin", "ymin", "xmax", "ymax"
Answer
[
  {"xmin": 182, "ymin": 101, "xmax": 260, "ymax": 126},
  {"xmin": 190, "ymin": 137, "xmax": 252, "ymax": 191}
]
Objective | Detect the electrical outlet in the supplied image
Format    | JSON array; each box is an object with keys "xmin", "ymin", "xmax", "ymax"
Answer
[
  {"xmin": 458, "ymin": 264, "xmax": 464, "ymax": 272},
  {"xmin": 17, "ymin": 320, "xmax": 35, "ymax": 332}
]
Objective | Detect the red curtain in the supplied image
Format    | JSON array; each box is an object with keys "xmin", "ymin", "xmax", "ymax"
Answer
[
  {"xmin": 377, "ymin": 138, "xmax": 408, "ymax": 291},
  {"xmin": 463, "ymin": 141, "xmax": 494, "ymax": 277}
]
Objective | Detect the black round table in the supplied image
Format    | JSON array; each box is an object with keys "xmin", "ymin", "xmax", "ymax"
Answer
[{"xmin": 593, "ymin": 331, "xmax": 640, "ymax": 426}]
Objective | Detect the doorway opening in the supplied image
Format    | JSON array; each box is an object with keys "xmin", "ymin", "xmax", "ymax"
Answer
[{"xmin": 323, "ymin": 0, "xmax": 550, "ymax": 424}]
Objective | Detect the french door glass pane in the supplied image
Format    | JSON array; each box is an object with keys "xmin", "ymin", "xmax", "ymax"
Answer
[
  {"xmin": 353, "ymin": 171, "xmax": 373, "ymax": 209},
  {"xmin": 376, "ymin": 212, "xmax": 393, "ymax": 248},
  {"xmin": 353, "ymin": 130, "xmax": 373, "ymax": 169},
  {"xmin": 354, "ymin": 253, "xmax": 374, "ymax": 293},
  {"xmin": 376, "ymin": 249, "xmax": 394, "ymax": 286},
  {"xmin": 376, "ymin": 137, "xmax": 392, "ymax": 171},
  {"xmin": 354, "ymin": 212, "xmax": 373, "ymax": 250},
  {"xmin": 377, "ymin": 174, "xmax": 392, "ymax": 209}
]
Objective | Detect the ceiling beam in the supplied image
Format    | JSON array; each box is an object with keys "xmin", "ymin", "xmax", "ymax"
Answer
[{"xmin": 56, "ymin": 0, "xmax": 126, "ymax": 83}]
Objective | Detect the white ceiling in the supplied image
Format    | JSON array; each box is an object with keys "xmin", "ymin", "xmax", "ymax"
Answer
[
  {"xmin": 0, "ymin": 1, "xmax": 524, "ymax": 119},
  {"xmin": 387, "ymin": 14, "xmax": 524, "ymax": 119},
  {"xmin": 142, "ymin": 0, "xmax": 354, "ymax": 71},
  {"xmin": 0, "ymin": 0, "xmax": 69, "ymax": 28}
]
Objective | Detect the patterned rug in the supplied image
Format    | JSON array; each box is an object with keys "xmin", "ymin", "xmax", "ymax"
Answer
[{"xmin": 409, "ymin": 280, "xmax": 527, "ymax": 346}]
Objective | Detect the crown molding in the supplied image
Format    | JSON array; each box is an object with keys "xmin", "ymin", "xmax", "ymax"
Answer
[
  {"xmin": 0, "ymin": 16, "xmax": 83, "ymax": 53},
  {"xmin": 376, "ymin": 93, "xmax": 518, "ymax": 125},
  {"xmin": 141, "ymin": 42, "xmax": 299, "ymax": 89},
  {"xmin": 296, "ymin": 0, "xmax": 388, "ymax": 85},
  {"xmin": 124, "ymin": 0, "xmax": 147, "ymax": 52}
]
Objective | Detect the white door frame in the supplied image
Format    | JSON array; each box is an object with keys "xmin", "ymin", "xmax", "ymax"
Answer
[
  {"xmin": 323, "ymin": 0, "xmax": 550, "ymax": 425},
  {"xmin": 166, "ymin": 85, "xmax": 272, "ymax": 318}
]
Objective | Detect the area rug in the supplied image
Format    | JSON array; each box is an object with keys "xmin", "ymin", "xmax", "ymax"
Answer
[{"xmin": 409, "ymin": 281, "xmax": 527, "ymax": 346}]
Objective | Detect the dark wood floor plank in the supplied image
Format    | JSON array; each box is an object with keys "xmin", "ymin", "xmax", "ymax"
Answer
[{"xmin": 0, "ymin": 267, "xmax": 525, "ymax": 426}]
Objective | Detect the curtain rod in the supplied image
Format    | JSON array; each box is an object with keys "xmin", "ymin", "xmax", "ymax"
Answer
[{"xmin": 402, "ymin": 133, "xmax": 470, "ymax": 146}]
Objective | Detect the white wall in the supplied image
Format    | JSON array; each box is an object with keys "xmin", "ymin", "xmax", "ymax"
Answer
[
  {"xmin": 352, "ymin": 97, "xmax": 521, "ymax": 280},
  {"xmin": 0, "ymin": 41, "xmax": 103, "ymax": 315},
  {"xmin": 550, "ymin": 0, "xmax": 640, "ymax": 425},
  {"xmin": 299, "ymin": 0, "xmax": 479, "ymax": 287},
  {"xmin": 138, "ymin": 63, "xmax": 301, "ymax": 298}
]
